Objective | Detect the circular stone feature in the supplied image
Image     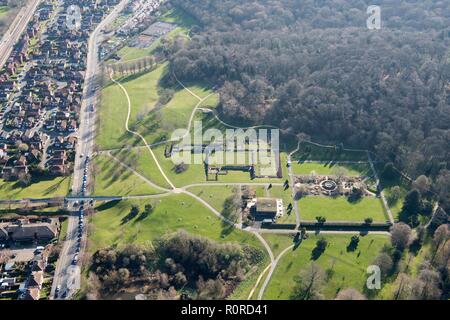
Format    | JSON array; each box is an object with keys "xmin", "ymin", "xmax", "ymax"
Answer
[{"xmin": 320, "ymin": 179, "xmax": 337, "ymax": 191}]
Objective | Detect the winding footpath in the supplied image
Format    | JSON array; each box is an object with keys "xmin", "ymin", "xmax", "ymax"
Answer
[{"xmin": 108, "ymin": 71, "xmax": 276, "ymax": 289}]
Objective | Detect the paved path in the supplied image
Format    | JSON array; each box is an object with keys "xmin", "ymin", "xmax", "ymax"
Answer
[{"xmin": 257, "ymin": 244, "xmax": 294, "ymax": 300}]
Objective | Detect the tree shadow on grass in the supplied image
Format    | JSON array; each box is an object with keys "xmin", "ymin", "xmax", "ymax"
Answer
[
  {"xmin": 96, "ymin": 200, "xmax": 121, "ymax": 212},
  {"xmin": 43, "ymin": 177, "xmax": 69, "ymax": 196},
  {"xmin": 121, "ymin": 209, "xmax": 139, "ymax": 225}
]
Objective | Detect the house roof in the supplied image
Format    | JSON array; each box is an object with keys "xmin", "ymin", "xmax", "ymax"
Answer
[
  {"xmin": 21, "ymin": 287, "xmax": 40, "ymax": 300},
  {"xmin": 255, "ymin": 198, "xmax": 278, "ymax": 214},
  {"xmin": 5, "ymin": 221, "xmax": 58, "ymax": 241},
  {"xmin": 27, "ymin": 271, "xmax": 43, "ymax": 288},
  {"xmin": 0, "ymin": 227, "xmax": 8, "ymax": 240}
]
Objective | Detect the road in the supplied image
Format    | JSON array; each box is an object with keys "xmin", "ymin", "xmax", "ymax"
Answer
[
  {"xmin": 50, "ymin": 0, "xmax": 130, "ymax": 300},
  {"xmin": 0, "ymin": 0, "xmax": 41, "ymax": 70}
]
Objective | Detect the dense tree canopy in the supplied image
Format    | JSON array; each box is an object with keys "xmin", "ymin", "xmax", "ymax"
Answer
[
  {"xmin": 90, "ymin": 231, "xmax": 263, "ymax": 299},
  {"xmin": 164, "ymin": 0, "xmax": 450, "ymax": 211}
]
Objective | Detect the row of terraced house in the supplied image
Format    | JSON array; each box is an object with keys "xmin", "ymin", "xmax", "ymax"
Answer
[{"xmin": 0, "ymin": 0, "xmax": 119, "ymax": 182}]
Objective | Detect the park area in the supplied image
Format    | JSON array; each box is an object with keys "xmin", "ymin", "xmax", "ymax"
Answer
[
  {"xmin": 298, "ymin": 196, "xmax": 388, "ymax": 222},
  {"xmin": 86, "ymin": 195, "xmax": 270, "ymax": 299},
  {"xmin": 0, "ymin": 176, "xmax": 71, "ymax": 200},
  {"xmin": 261, "ymin": 233, "xmax": 389, "ymax": 299},
  {"xmin": 97, "ymin": 62, "xmax": 214, "ymax": 150}
]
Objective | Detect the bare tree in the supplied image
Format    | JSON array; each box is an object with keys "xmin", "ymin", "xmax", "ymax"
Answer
[
  {"xmin": 335, "ymin": 288, "xmax": 367, "ymax": 300},
  {"xmin": 373, "ymin": 252, "xmax": 393, "ymax": 277},
  {"xmin": 412, "ymin": 175, "xmax": 430, "ymax": 195},
  {"xmin": 417, "ymin": 268, "xmax": 442, "ymax": 300},
  {"xmin": 331, "ymin": 166, "xmax": 349, "ymax": 181},
  {"xmin": 432, "ymin": 224, "xmax": 449, "ymax": 251},
  {"xmin": 390, "ymin": 223, "xmax": 412, "ymax": 251},
  {"xmin": 291, "ymin": 263, "xmax": 326, "ymax": 300}
]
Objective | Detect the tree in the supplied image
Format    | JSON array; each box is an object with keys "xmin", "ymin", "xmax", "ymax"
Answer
[
  {"xmin": 413, "ymin": 175, "xmax": 430, "ymax": 195},
  {"xmin": 348, "ymin": 185, "xmax": 364, "ymax": 202},
  {"xmin": 196, "ymin": 277, "xmax": 227, "ymax": 300},
  {"xmin": 294, "ymin": 183, "xmax": 309, "ymax": 199},
  {"xmin": 400, "ymin": 189, "xmax": 421, "ymax": 224},
  {"xmin": 417, "ymin": 268, "xmax": 442, "ymax": 300},
  {"xmin": 428, "ymin": 207, "xmax": 449, "ymax": 232},
  {"xmin": 315, "ymin": 216, "xmax": 326, "ymax": 224},
  {"xmin": 18, "ymin": 172, "xmax": 31, "ymax": 187},
  {"xmin": 364, "ymin": 217, "xmax": 373, "ymax": 225},
  {"xmin": 390, "ymin": 223, "xmax": 412, "ymax": 251},
  {"xmin": 174, "ymin": 272, "xmax": 187, "ymax": 287},
  {"xmin": 331, "ymin": 166, "xmax": 349, "ymax": 181},
  {"xmin": 18, "ymin": 143, "xmax": 29, "ymax": 153},
  {"xmin": 433, "ymin": 224, "xmax": 449, "ymax": 251},
  {"xmin": 335, "ymin": 288, "xmax": 367, "ymax": 300},
  {"xmin": 381, "ymin": 162, "xmax": 397, "ymax": 180},
  {"xmin": 387, "ymin": 186, "xmax": 401, "ymax": 206},
  {"xmin": 312, "ymin": 238, "xmax": 328, "ymax": 259},
  {"xmin": 373, "ymin": 252, "xmax": 393, "ymax": 277},
  {"xmin": 291, "ymin": 263, "xmax": 325, "ymax": 300}
]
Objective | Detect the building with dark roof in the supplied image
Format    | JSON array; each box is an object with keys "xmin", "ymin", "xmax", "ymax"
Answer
[{"xmin": 0, "ymin": 219, "xmax": 59, "ymax": 242}]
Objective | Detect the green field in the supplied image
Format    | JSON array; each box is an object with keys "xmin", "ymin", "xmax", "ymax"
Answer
[
  {"xmin": 291, "ymin": 162, "xmax": 372, "ymax": 177},
  {"xmin": 92, "ymin": 154, "xmax": 164, "ymax": 196},
  {"xmin": 89, "ymin": 195, "xmax": 265, "ymax": 252},
  {"xmin": 0, "ymin": 6, "xmax": 8, "ymax": 18},
  {"xmin": 262, "ymin": 233, "xmax": 389, "ymax": 299},
  {"xmin": 111, "ymin": 147, "xmax": 172, "ymax": 189},
  {"xmin": 298, "ymin": 196, "xmax": 388, "ymax": 222},
  {"xmin": 186, "ymin": 185, "xmax": 236, "ymax": 212},
  {"xmin": 383, "ymin": 185, "xmax": 408, "ymax": 220},
  {"xmin": 88, "ymin": 194, "xmax": 269, "ymax": 299},
  {"xmin": 0, "ymin": 176, "xmax": 71, "ymax": 200},
  {"xmin": 97, "ymin": 63, "xmax": 214, "ymax": 150},
  {"xmin": 96, "ymin": 64, "xmax": 165, "ymax": 149}
]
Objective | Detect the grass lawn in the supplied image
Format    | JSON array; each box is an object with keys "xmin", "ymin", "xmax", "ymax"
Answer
[
  {"xmin": 88, "ymin": 195, "xmax": 264, "ymax": 252},
  {"xmin": 382, "ymin": 185, "xmax": 408, "ymax": 221},
  {"xmin": 60, "ymin": 218, "xmax": 69, "ymax": 241},
  {"xmin": 88, "ymin": 194, "xmax": 269, "ymax": 299},
  {"xmin": 291, "ymin": 162, "xmax": 372, "ymax": 177},
  {"xmin": 0, "ymin": 176, "xmax": 71, "ymax": 200},
  {"xmin": 92, "ymin": 154, "xmax": 164, "ymax": 196},
  {"xmin": 96, "ymin": 64, "xmax": 166, "ymax": 150},
  {"xmin": 262, "ymin": 233, "xmax": 389, "ymax": 299},
  {"xmin": 298, "ymin": 196, "xmax": 388, "ymax": 222},
  {"xmin": 111, "ymin": 148, "xmax": 172, "ymax": 189},
  {"xmin": 97, "ymin": 63, "xmax": 213, "ymax": 150},
  {"xmin": 186, "ymin": 185, "xmax": 236, "ymax": 212}
]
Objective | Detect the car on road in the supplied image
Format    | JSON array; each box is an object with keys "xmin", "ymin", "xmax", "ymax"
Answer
[
  {"xmin": 55, "ymin": 285, "xmax": 61, "ymax": 297},
  {"xmin": 72, "ymin": 255, "xmax": 78, "ymax": 265}
]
